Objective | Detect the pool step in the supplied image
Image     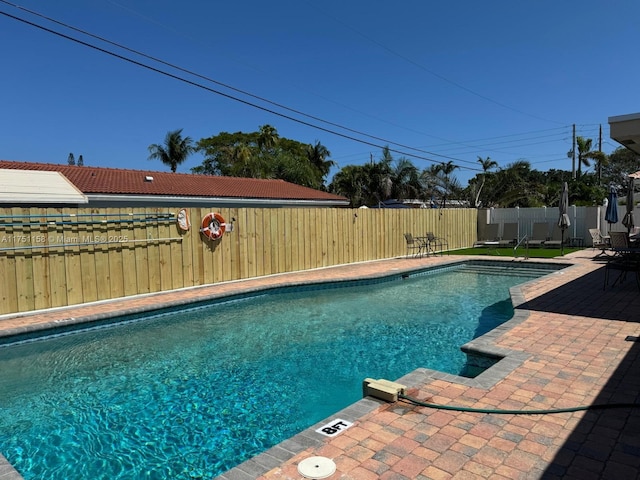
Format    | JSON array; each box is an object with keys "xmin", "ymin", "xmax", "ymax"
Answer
[{"xmin": 460, "ymin": 264, "xmax": 555, "ymax": 278}]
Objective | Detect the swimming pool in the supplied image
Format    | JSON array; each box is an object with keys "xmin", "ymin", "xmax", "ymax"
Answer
[{"xmin": 0, "ymin": 261, "xmax": 563, "ymax": 479}]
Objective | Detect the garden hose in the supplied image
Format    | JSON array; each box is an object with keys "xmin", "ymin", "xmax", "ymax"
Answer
[{"xmin": 398, "ymin": 393, "xmax": 640, "ymax": 415}]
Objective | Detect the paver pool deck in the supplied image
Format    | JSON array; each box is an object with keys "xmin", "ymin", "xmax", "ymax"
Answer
[{"xmin": 1, "ymin": 250, "xmax": 639, "ymax": 479}]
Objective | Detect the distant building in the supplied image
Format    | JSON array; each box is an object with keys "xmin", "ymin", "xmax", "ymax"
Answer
[
  {"xmin": 0, "ymin": 161, "xmax": 349, "ymax": 208},
  {"xmin": 375, "ymin": 198, "xmax": 470, "ymax": 209}
]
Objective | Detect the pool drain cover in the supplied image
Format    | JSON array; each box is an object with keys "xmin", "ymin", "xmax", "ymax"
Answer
[{"xmin": 297, "ymin": 456, "xmax": 336, "ymax": 479}]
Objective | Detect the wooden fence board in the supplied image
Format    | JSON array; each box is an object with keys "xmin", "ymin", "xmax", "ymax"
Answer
[
  {"xmin": 133, "ymin": 208, "xmax": 150, "ymax": 294},
  {"xmin": 179, "ymin": 210, "xmax": 195, "ymax": 288},
  {"xmin": 14, "ymin": 207, "xmax": 35, "ymax": 312},
  {"xmin": 145, "ymin": 210, "xmax": 162, "ymax": 293},
  {"xmin": 46, "ymin": 222, "xmax": 67, "ymax": 309},
  {"xmin": 194, "ymin": 208, "xmax": 206, "ymax": 286},
  {"xmin": 267, "ymin": 207, "xmax": 277, "ymax": 275},
  {"xmin": 78, "ymin": 208, "xmax": 98, "ymax": 303},
  {"xmin": 0, "ymin": 219, "xmax": 18, "ymax": 314},
  {"xmin": 106, "ymin": 209, "xmax": 124, "ymax": 299},
  {"xmin": 93, "ymin": 217, "xmax": 110, "ymax": 301},
  {"xmin": 256, "ymin": 208, "xmax": 269, "ymax": 276},
  {"xmin": 170, "ymin": 222, "xmax": 185, "ymax": 291},
  {"xmin": 248, "ymin": 208, "xmax": 258, "ymax": 279}
]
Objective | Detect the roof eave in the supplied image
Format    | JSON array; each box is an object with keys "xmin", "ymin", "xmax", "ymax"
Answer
[
  {"xmin": 85, "ymin": 194, "xmax": 349, "ymax": 207},
  {"xmin": 609, "ymin": 113, "xmax": 640, "ymax": 155}
]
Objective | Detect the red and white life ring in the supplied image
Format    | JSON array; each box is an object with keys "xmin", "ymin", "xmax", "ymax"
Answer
[{"xmin": 200, "ymin": 212, "xmax": 226, "ymax": 240}]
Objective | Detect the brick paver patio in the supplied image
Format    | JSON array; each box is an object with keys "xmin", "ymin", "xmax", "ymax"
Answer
[{"xmin": 1, "ymin": 250, "xmax": 639, "ymax": 480}]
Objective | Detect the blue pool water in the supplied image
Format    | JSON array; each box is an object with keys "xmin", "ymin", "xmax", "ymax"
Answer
[{"xmin": 0, "ymin": 263, "xmax": 555, "ymax": 479}]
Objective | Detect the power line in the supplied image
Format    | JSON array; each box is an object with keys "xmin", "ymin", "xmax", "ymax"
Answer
[
  {"xmin": 422, "ymin": 127, "xmax": 569, "ymax": 149},
  {"xmin": 104, "ymin": 0, "xmax": 475, "ymax": 148},
  {"xmin": 0, "ymin": 0, "xmax": 481, "ymax": 171},
  {"xmin": 332, "ymin": 127, "xmax": 573, "ymax": 167}
]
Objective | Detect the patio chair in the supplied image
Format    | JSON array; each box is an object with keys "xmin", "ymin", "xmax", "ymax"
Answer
[
  {"xmin": 498, "ymin": 223, "xmax": 518, "ymax": 247},
  {"xmin": 609, "ymin": 231, "xmax": 631, "ymax": 254},
  {"xmin": 543, "ymin": 224, "xmax": 565, "ymax": 248},
  {"xmin": 404, "ymin": 233, "xmax": 426, "ymax": 258},
  {"xmin": 474, "ymin": 223, "xmax": 499, "ymax": 247},
  {"xmin": 426, "ymin": 232, "xmax": 449, "ymax": 256},
  {"xmin": 604, "ymin": 257, "xmax": 640, "ymax": 290},
  {"xmin": 604, "ymin": 232, "xmax": 640, "ymax": 290},
  {"xmin": 527, "ymin": 222, "xmax": 549, "ymax": 248},
  {"xmin": 589, "ymin": 228, "xmax": 609, "ymax": 257}
]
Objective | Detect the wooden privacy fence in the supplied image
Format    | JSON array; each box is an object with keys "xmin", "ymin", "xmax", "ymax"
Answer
[{"xmin": 0, "ymin": 206, "xmax": 477, "ymax": 315}]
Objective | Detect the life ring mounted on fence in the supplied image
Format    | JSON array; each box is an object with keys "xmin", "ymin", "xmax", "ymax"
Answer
[{"xmin": 201, "ymin": 212, "xmax": 226, "ymax": 240}]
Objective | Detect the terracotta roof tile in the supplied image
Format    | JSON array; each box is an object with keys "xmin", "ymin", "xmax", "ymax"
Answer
[{"xmin": 0, "ymin": 161, "xmax": 348, "ymax": 203}]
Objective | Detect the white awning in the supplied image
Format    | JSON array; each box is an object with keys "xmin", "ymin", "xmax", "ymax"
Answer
[{"xmin": 0, "ymin": 169, "xmax": 88, "ymax": 204}]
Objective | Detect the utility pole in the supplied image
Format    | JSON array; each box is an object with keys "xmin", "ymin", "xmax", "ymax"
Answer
[
  {"xmin": 599, "ymin": 124, "xmax": 602, "ymax": 151},
  {"xmin": 597, "ymin": 124, "xmax": 604, "ymax": 184},
  {"xmin": 572, "ymin": 124, "xmax": 576, "ymax": 179}
]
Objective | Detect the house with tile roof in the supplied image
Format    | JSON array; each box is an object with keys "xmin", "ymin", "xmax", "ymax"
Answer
[{"xmin": 0, "ymin": 161, "xmax": 349, "ymax": 207}]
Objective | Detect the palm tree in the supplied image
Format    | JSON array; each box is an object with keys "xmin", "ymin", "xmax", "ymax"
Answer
[
  {"xmin": 306, "ymin": 141, "xmax": 335, "ymax": 180},
  {"xmin": 474, "ymin": 156, "xmax": 498, "ymax": 207},
  {"xmin": 435, "ymin": 161, "xmax": 459, "ymax": 207},
  {"xmin": 363, "ymin": 148, "xmax": 394, "ymax": 205},
  {"xmin": 592, "ymin": 151, "xmax": 609, "ymax": 185},
  {"xmin": 575, "ymin": 136, "xmax": 606, "ymax": 178},
  {"xmin": 329, "ymin": 165, "xmax": 366, "ymax": 207},
  {"xmin": 257, "ymin": 124, "xmax": 279, "ymax": 151},
  {"xmin": 420, "ymin": 164, "xmax": 444, "ymax": 206},
  {"xmin": 148, "ymin": 129, "xmax": 195, "ymax": 172},
  {"xmin": 492, "ymin": 160, "xmax": 542, "ymax": 207},
  {"xmin": 389, "ymin": 158, "xmax": 420, "ymax": 200}
]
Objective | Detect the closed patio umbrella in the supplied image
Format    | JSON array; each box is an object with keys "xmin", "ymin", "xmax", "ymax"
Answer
[
  {"xmin": 622, "ymin": 177, "xmax": 635, "ymax": 234},
  {"xmin": 605, "ymin": 185, "xmax": 618, "ymax": 234},
  {"xmin": 558, "ymin": 182, "xmax": 570, "ymax": 255}
]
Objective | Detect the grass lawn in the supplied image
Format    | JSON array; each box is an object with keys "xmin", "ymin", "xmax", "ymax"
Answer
[{"xmin": 449, "ymin": 246, "xmax": 584, "ymax": 258}]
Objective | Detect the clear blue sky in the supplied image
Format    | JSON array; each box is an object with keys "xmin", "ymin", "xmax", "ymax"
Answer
[{"xmin": 1, "ymin": 0, "xmax": 639, "ymax": 186}]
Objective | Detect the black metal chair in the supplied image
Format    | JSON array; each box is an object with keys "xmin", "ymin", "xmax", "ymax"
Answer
[
  {"xmin": 426, "ymin": 232, "xmax": 449, "ymax": 256},
  {"xmin": 604, "ymin": 232, "xmax": 640, "ymax": 290},
  {"xmin": 404, "ymin": 233, "xmax": 427, "ymax": 258}
]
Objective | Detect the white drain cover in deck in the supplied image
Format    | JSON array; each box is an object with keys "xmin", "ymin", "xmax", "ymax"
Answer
[{"xmin": 297, "ymin": 456, "xmax": 336, "ymax": 479}]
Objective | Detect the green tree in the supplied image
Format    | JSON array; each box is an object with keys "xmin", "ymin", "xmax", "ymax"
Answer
[
  {"xmin": 194, "ymin": 131, "xmax": 258, "ymax": 176},
  {"xmin": 362, "ymin": 151, "xmax": 392, "ymax": 206},
  {"xmin": 601, "ymin": 147, "xmax": 640, "ymax": 186},
  {"xmin": 420, "ymin": 164, "xmax": 444, "ymax": 206},
  {"xmin": 425, "ymin": 161, "xmax": 460, "ymax": 207},
  {"xmin": 328, "ymin": 147, "xmax": 421, "ymax": 207},
  {"xmin": 329, "ymin": 165, "xmax": 367, "ymax": 207},
  {"xmin": 194, "ymin": 125, "xmax": 326, "ymax": 188},
  {"xmin": 148, "ymin": 129, "xmax": 195, "ymax": 173},
  {"xmin": 389, "ymin": 157, "xmax": 421, "ymax": 200},
  {"xmin": 469, "ymin": 160, "xmax": 543, "ymax": 207}
]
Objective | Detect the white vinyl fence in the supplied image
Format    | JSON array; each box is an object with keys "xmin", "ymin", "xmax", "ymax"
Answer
[
  {"xmin": 480, "ymin": 206, "xmax": 600, "ymax": 247},
  {"xmin": 478, "ymin": 198, "xmax": 637, "ymax": 248}
]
